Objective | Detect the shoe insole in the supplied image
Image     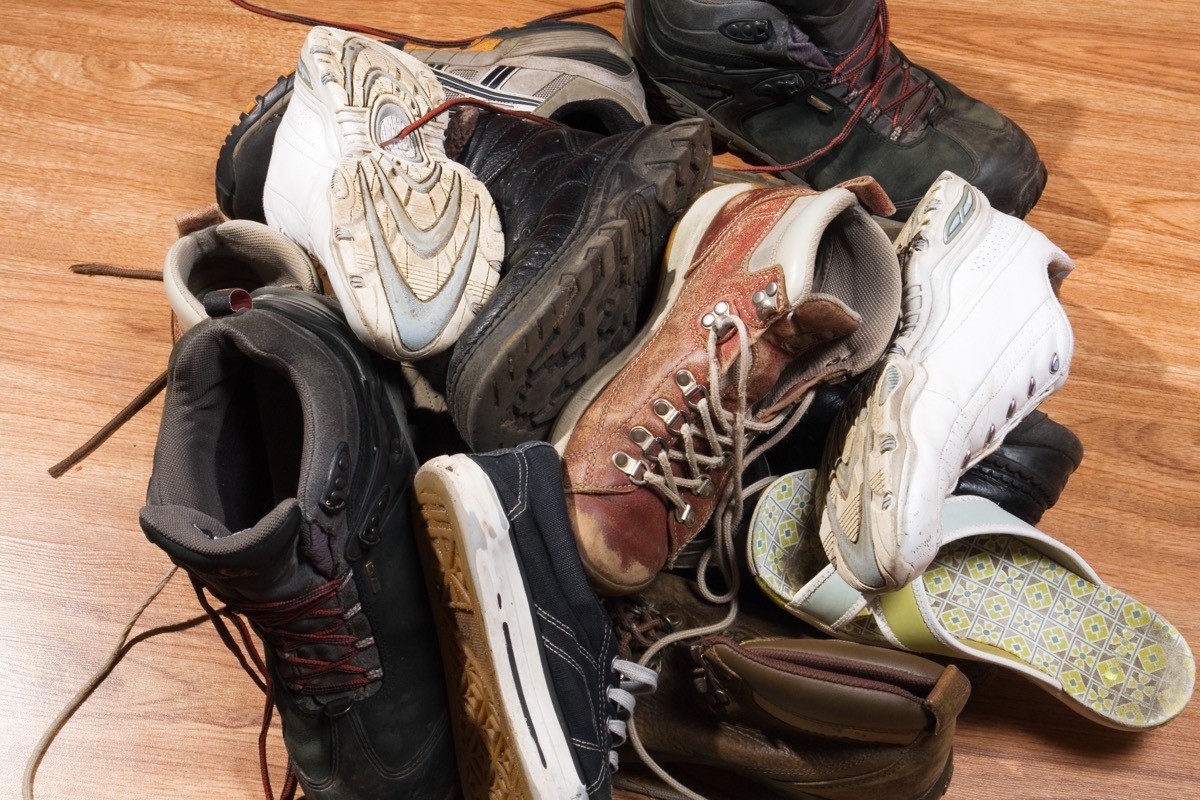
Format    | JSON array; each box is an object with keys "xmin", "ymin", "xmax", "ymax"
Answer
[{"xmin": 921, "ymin": 535, "xmax": 1193, "ymax": 729}]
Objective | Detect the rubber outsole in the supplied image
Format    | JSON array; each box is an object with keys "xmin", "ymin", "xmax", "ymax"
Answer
[
  {"xmin": 412, "ymin": 464, "xmax": 540, "ymax": 800},
  {"xmin": 215, "ymin": 73, "xmax": 293, "ymax": 223},
  {"xmin": 446, "ymin": 117, "xmax": 713, "ymax": 452}
]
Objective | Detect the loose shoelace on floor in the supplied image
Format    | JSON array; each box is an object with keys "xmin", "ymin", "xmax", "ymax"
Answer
[
  {"xmin": 227, "ymin": 0, "xmax": 625, "ymax": 46},
  {"xmin": 48, "ymin": 264, "xmax": 165, "ymax": 478},
  {"xmin": 21, "ymin": 568, "xmax": 208, "ymax": 800}
]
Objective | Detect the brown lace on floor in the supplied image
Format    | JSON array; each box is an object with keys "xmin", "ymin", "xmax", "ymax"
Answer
[
  {"xmin": 227, "ymin": 0, "xmax": 625, "ymax": 47},
  {"xmin": 47, "ymin": 264, "xmax": 168, "ymax": 478}
]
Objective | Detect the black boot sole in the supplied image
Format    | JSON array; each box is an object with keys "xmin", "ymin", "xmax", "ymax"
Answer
[{"xmin": 446, "ymin": 118, "xmax": 713, "ymax": 452}]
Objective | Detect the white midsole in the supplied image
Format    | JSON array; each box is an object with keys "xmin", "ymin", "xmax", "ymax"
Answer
[{"xmin": 425, "ymin": 455, "xmax": 587, "ymax": 800}]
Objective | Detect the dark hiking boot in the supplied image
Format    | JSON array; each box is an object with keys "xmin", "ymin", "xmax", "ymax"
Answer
[
  {"xmin": 139, "ymin": 287, "xmax": 460, "ymax": 800},
  {"xmin": 608, "ymin": 574, "xmax": 967, "ymax": 800},
  {"xmin": 216, "ymin": 20, "xmax": 650, "ymax": 224},
  {"xmin": 412, "ymin": 441, "xmax": 656, "ymax": 798},
  {"xmin": 624, "ymin": 0, "xmax": 1047, "ymax": 220},
  {"xmin": 444, "ymin": 108, "xmax": 713, "ymax": 452}
]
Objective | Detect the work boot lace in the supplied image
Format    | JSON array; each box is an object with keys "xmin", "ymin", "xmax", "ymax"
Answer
[
  {"xmin": 609, "ymin": 597, "xmax": 678, "ymax": 662},
  {"xmin": 746, "ymin": 0, "xmax": 940, "ymax": 176},
  {"xmin": 191, "ymin": 570, "xmax": 380, "ymax": 800},
  {"xmin": 823, "ymin": 0, "xmax": 939, "ymax": 141}
]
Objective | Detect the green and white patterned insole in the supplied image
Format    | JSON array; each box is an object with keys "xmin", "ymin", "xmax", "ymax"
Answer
[
  {"xmin": 923, "ymin": 535, "xmax": 1192, "ymax": 728},
  {"xmin": 750, "ymin": 470, "xmax": 1195, "ymax": 728}
]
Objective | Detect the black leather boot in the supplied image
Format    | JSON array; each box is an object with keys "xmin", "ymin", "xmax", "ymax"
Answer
[
  {"xmin": 140, "ymin": 288, "xmax": 460, "ymax": 800},
  {"xmin": 624, "ymin": 0, "xmax": 1046, "ymax": 220},
  {"xmin": 445, "ymin": 107, "xmax": 713, "ymax": 451}
]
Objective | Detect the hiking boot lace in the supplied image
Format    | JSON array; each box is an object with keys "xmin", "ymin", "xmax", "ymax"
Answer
[
  {"xmin": 619, "ymin": 311, "xmax": 811, "ymax": 800},
  {"xmin": 825, "ymin": 0, "xmax": 939, "ymax": 140},
  {"xmin": 743, "ymin": 0, "xmax": 940, "ymax": 176},
  {"xmin": 191, "ymin": 570, "xmax": 379, "ymax": 800},
  {"xmin": 217, "ymin": 573, "xmax": 381, "ymax": 695}
]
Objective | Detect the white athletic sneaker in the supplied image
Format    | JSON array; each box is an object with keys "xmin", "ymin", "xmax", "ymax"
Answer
[
  {"xmin": 819, "ymin": 171, "xmax": 1075, "ymax": 593},
  {"xmin": 263, "ymin": 26, "xmax": 503, "ymax": 361}
]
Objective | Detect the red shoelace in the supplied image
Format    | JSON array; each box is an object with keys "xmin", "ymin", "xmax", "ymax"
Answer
[
  {"xmin": 743, "ymin": 0, "xmax": 938, "ymax": 174},
  {"xmin": 192, "ymin": 573, "xmax": 370, "ymax": 800}
]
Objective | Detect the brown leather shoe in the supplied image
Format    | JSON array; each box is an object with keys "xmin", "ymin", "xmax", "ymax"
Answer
[
  {"xmin": 551, "ymin": 180, "xmax": 901, "ymax": 595},
  {"xmin": 609, "ymin": 575, "xmax": 967, "ymax": 800}
]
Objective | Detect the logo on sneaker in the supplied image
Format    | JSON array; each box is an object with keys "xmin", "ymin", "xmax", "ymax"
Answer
[
  {"xmin": 428, "ymin": 65, "xmax": 541, "ymax": 112},
  {"xmin": 375, "ymin": 103, "xmax": 421, "ymax": 162},
  {"xmin": 358, "ymin": 158, "xmax": 479, "ymax": 353},
  {"xmin": 943, "ymin": 184, "xmax": 977, "ymax": 244}
]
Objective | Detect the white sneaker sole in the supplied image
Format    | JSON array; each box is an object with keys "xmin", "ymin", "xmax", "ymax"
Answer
[
  {"xmin": 413, "ymin": 455, "xmax": 587, "ymax": 800},
  {"xmin": 266, "ymin": 26, "xmax": 502, "ymax": 361}
]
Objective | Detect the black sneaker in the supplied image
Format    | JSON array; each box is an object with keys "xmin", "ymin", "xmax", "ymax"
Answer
[
  {"xmin": 215, "ymin": 20, "xmax": 650, "ymax": 224},
  {"xmin": 445, "ymin": 108, "xmax": 712, "ymax": 451},
  {"xmin": 139, "ymin": 287, "xmax": 460, "ymax": 800},
  {"xmin": 625, "ymin": 0, "xmax": 1047, "ymax": 220},
  {"xmin": 412, "ymin": 441, "xmax": 656, "ymax": 799}
]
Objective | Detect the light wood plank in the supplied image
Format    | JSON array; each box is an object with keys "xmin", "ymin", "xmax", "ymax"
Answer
[{"xmin": 1, "ymin": 1, "xmax": 1197, "ymax": 798}]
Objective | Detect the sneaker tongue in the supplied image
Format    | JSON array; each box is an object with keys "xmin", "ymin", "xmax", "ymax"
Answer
[
  {"xmin": 140, "ymin": 500, "xmax": 310, "ymax": 600},
  {"xmin": 775, "ymin": 0, "xmax": 878, "ymax": 55}
]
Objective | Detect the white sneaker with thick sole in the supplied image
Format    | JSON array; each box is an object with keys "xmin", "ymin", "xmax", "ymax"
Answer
[
  {"xmin": 263, "ymin": 26, "xmax": 503, "ymax": 361},
  {"xmin": 820, "ymin": 171, "xmax": 1076, "ymax": 593}
]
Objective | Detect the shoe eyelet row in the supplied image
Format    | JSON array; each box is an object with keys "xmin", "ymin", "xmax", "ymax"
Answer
[{"xmin": 963, "ymin": 353, "xmax": 1063, "ymax": 470}]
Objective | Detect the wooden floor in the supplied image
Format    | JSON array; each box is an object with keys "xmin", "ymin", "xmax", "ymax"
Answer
[{"xmin": 2, "ymin": 0, "xmax": 1197, "ymax": 798}]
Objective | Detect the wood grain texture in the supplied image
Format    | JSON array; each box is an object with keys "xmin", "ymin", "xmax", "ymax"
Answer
[{"xmin": 0, "ymin": 0, "xmax": 1196, "ymax": 798}]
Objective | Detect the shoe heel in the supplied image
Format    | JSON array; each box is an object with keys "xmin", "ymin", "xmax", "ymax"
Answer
[{"xmin": 629, "ymin": 117, "xmax": 714, "ymax": 217}]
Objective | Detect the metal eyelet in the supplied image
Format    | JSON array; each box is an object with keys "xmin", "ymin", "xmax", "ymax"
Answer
[
  {"xmin": 612, "ymin": 451, "xmax": 648, "ymax": 483},
  {"xmin": 654, "ymin": 399, "xmax": 686, "ymax": 436}
]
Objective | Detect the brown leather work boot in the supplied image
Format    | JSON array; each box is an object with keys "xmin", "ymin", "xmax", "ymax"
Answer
[
  {"xmin": 551, "ymin": 180, "xmax": 901, "ymax": 595},
  {"xmin": 608, "ymin": 574, "xmax": 968, "ymax": 800}
]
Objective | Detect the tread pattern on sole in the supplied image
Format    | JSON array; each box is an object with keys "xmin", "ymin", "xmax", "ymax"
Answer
[
  {"xmin": 450, "ymin": 121, "xmax": 714, "ymax": 451},
  {"xmin": 414, "ymin": 484, "xmax": 533, "ymax": 799},
  {"xmin": 923, "ymin": 534, "xmax": 1193, "ymax": 729}
]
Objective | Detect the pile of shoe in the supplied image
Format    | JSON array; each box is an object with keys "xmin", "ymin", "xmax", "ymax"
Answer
[{"xmin": 119, "ymin": 3, "xmax": 1194, "ymax": 800}]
